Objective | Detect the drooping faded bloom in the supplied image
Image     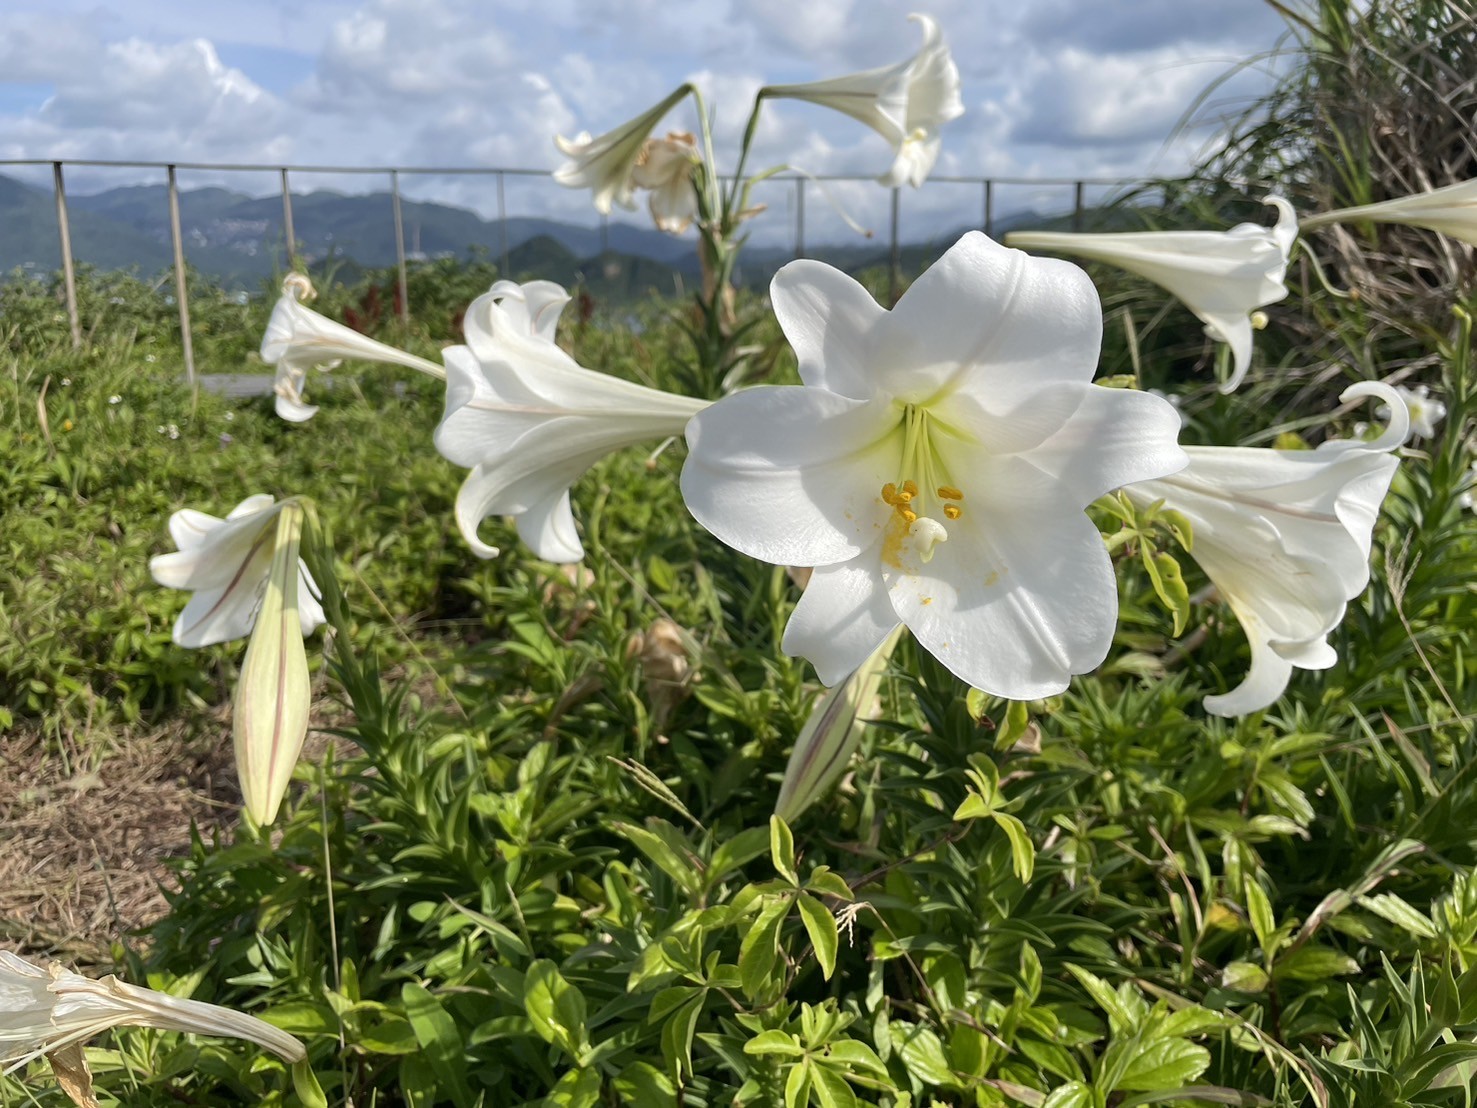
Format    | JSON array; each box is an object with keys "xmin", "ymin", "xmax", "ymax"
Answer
[
  {"xmin": 1300, "ymin": 176, "xmax": 1477, "ymax": 247},
  {"xmin": 149, "ymin": 494, "xmax": 324, "ymax": 648},
  {"xmin": 150, "ymin": 495, "xmax": 318, "ymax": 825},
  {"xmin": 435, "ymin": 280, "xmax": 710, "ymax": 562},
  {"xmin": 554, "ymin": 85, "xmax": 693, "ymax": 215},
  {"xmin": 764, "ymin": 13, "xmax": 964, "ymax": 188},
  {"xmin": 1007, "ymin": 197, "xmax": 1298, "ymax": 392},
  {"xmin": 682, "ymin": 232, "xmax": 1187, "ymax": 698},
  {"xmin": 0, "ymin": 950, "xmax": 304, "ymax": 1075},
  {"xmin": 261, "ymin": 274, "xmax": 445, "ymax": 422},
  {"xmin": 1121, "ymin": 382, "xmax": 1409, "ymax": 716},
  {"xmin": 631, "ymin": 132, "xmax": 700, "ymax": 234}
]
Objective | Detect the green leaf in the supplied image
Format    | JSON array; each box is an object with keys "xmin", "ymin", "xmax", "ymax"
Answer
[
  {"xmin": 613, "ymin": 1061, "xmax": 677, "ymax": 1107},
  {"xmin": 544, "ymin": 1066, "xmax": 602, "ymax": 1108},
  {"xmin": 771, "ymin": 815, "xmax": 799, "ymax": 884},
  {"xmin": 995, "ymin": 698, "xmax": 1031, "ymax": 752},
  {"xmin": 709, "ymin": 826, "xmax": 773, "ymax": 885},
  {"xmin": 1272, "ymin": 946, "xmax": 1360, "ymax": 982},
  {"xmin": 812, "ymin": 1064, "xmax": 860, "ymax": 1108},
  {"xmin": 745, "ymin": 1030, "xmax": 805, "ymax": 1057},
  {"xmin": 993, "ymin": 811, "xmax": 1035, "ymax": 883},
  {"xmin": 524, "ymin": 960, "xmax": 588, "ymax": 1059},
  {"xmin": 739, "ymin": 897, "xmax": 790, "ymax": 1001},
  {"xmin": 402, "ymin": 982, "xmax": 475, "ymax": 1108},
  {"xmin": 1114, "ymin": 1038, "xmax": 1211, "ymax": 1093},
  {"xmin": 797, "ymin": 893, "xmax": 840, "ymax": 980},
  {"xmin": 891, "ymin": 1023, "xmax": 954, "ymax": 1088},
  {"xmin": 785, "ymin": 1058, "xmax": 813, "ymax": 1108},
  {"xmin": 1399, "ymin": 1043, "xmax": 1477, "ymax": 1097},
  {"xmin": 1066, "ymin": 965, "xmax": 1133, "ymax": 1035},
  {"xmin": 952, "ymin": 793, "xmax": 995, "ymax": 821},
  {"xmin": 825, "ymin": 1040, "xmax": 889, "ymax": 1078},
  {"xmin": 1043, "ymin": 1082, "xmax": 1093, "ymax": 1108},
  {"xmin": 614, "ymin": 821, "xmax": 703, "ymax": 895},
  {"xmin": 1220, "ymin": 961, "xmax": 1269, "ymax": 993},
  {"xmin": 660, "ymin": 993, "xmax": 704, "ymax": 1078},
  {"xmin": 1244, "ymin": 878, "xmax": 1278, "ymax": 959}
]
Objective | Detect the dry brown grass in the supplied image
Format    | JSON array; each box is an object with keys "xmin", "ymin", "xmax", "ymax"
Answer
[{"xmin": 0, "ymin": 718, "xmax": 240, "ymax": 967}]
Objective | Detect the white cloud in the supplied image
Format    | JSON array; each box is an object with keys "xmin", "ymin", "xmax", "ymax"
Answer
[{"xmin": 0, "ymin": 0, "xmax": 1295, "ymax": 242}]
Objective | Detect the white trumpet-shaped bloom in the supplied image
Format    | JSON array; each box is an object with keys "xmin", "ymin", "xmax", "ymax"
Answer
[
  {"xmin": 1007, "ymin": 197, "xmax": 1298, "ymax": 392},
  {"xmin": 1122, "ymin": 382, "xmax": 1409, "ymax": 716},
  {"xmin": 149, "ymin": 494, "xmax": 324, "ymax": 648},
  {"xmin": 0, "ymin": 950, "xmax": 304, "ymax": 1074},
  {"xmin": 434, "ymin": 280, "xmax": 710, "ymax": 562},
  {"xmin": 1380, "ymin": 384, "xmax": 1445, "ymax": 440},
  {"xmin": 631, "ymin": 131, "xmax": 700, "ymax": 234},
  {"xmin": 682, "ymin": 232, "xmax": 1187, "ymax": 698},
  {"xmin": 261, "ymin": 274, "xmax": 445, "ymax": 422},
  {"xmin": 554, "ymin": 86, "xmax": 693, "ymax": 216},
  {"xmin": 764, "ymin": 13, "xmax": 963, "ymax": 188},
  {"xmin": 1300, "ymin": 176, "xmax": 1477, "ymax": 247}
]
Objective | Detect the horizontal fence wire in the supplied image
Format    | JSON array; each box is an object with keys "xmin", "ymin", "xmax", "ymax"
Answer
[{"xmin": 4, "ymin": 158, "xmax": 1152, "ymax": 374}]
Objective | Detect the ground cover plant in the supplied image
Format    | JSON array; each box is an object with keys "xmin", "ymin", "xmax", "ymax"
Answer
[{"xmin": 5, "ymin": 2, "xmax": 1477, "ymax": 1106}]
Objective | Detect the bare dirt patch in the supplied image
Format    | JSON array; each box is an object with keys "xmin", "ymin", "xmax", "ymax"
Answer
[{"xmin": 0, "ymin": 720, "xmax": 240, "ymax": 966}]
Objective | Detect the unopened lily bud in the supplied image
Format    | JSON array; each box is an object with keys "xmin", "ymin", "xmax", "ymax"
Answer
[{"xmin": 233, "ymin": 502, "xmax": 312, "ymax": 825}]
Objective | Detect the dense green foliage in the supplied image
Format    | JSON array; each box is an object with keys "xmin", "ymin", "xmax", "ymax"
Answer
[{"xmin": 5, "ymin": 4, "xmax": 1477, "ymax": 1104}]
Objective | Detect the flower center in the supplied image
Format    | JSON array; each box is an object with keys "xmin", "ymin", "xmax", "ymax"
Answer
[{"xmin": 878, "ymin": 404, "xmax": 965, "ymax": 572}]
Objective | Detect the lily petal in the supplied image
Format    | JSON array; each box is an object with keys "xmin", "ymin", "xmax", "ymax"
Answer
[
  {"xmin": 1006, "ymin": 196, "xmax": 1297, "ymax": 393},
  {"xmin": 781, "ymin": 549, "xmax": 902, "ymax": 685},
  {"xmin": 681, "ymin": 386, "xmax": 902, "ymax": 568},
  {"xmin": 885, "ymin": 505, "xmax": 1118, "ymax": 698}
]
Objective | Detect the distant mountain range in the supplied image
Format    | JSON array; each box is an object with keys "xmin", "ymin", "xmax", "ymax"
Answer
[{"xmin": 0, "ymin": 172, "xmax": 1077, "ymax": 299}]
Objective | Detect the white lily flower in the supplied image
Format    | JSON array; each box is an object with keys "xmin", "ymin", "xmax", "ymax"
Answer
[
  {"xmin": 434, "ymin": 280, "xmax": 710, "ymax": 562},
  {"xmin": 261, "ymin": 274, "xmax": 444, "ymax": 423},
  {"xmin": 1379, "ymin": 384, "xmax": 1445, "ymax": 439},
  {"xmin": 1300, "ymin": 176, "xmax": 1477, "ymax": 246},
  {"xmin": 631, "ymin": 131, "xmax": 700, "ymax": 234},
  {"xmin": 682, "ymin": 232, "xmax": 1187, "ymax": 698},
  {"xmin": 1007, "ymin": 197, "xmax": 1298, "ymax": 393},
  {"xmin": 554, "ymin": 85, "xmax": 693, "ymax": 216},
  {"xmin": 1122, "ymin": 382, "xmax": 1409, "ymax": 716},
  {"xmin": 0, "ymin": 949, "xmax": 304, "ymax": 1075},
  {"xmin": 763, "ymin": 13, "xmax": 964, "ymax": 188},
  {"xmin": 149, "ymin": 494, "xmax": 324, "ymax": 648}
]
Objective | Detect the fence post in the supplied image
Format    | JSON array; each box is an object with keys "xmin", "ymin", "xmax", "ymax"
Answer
[
  {"xmin": 889, "ymin": 187, "xmax": 901, "ymax": 303},
  {"xmin": 280, "ymin": 168, "xmax": 297, "ymax": 270},
  {"xmin": 166, "ymin": 165, "xmax": 197, "ymax": 392},
  {"xmin": 391, "ymin": 170, "xmax": 410, "ymax": 324},
  {"xmin": 51, "ymin": 162, "xmax": 81, "ymax": 350},
  {"xmin": 1073, "ymin": 180, "xmax": 1085, "ymax": 231},
  {"xmin": 497, "ymin": 171, "xmax": 509, "ymax": 276},
  {"xmin": 983, "ymin": 179, "xmax": 995, "ymax": 239},
  {"xmin": 794, "ymin": 178, "xmax": 805, "ymax": 259}
]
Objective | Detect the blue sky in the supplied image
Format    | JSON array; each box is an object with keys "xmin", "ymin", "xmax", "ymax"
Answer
[{"xmin": 0, "ymin": 0, "xmax": 1294, "ymax": 244}]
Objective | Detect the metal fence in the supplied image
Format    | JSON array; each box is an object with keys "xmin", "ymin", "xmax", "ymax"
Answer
[{"xmin": 2, "ymin": 157, "xmax": 1148, "ymax": 385}]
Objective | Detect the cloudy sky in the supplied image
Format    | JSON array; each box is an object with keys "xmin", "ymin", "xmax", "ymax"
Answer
[{"xmin": 0, "ymin": 0, "xmax": 1294, "ymax": 244}]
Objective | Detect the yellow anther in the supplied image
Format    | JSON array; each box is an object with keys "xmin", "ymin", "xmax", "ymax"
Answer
[
  {"xmin": 902, "ymin": 480, "xmax": 919, "ymax": 497},
  {"xmin": 901, "ymin": 509, "xmax": 918, "ymax": 524},
  {"xmin": 943, "ymin": 504, "xmax": 962, "ymax": 520},
  {"xmin": 881, "ymin": 482, "xmax": 899, "ymax": 503},
  {"xmin": 895, "ymin": 490, "xmax": 913, "ymax": 504},
  {"xmin": 937, "ymin": 485, "xmax": 963, "ymax": 501}
]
